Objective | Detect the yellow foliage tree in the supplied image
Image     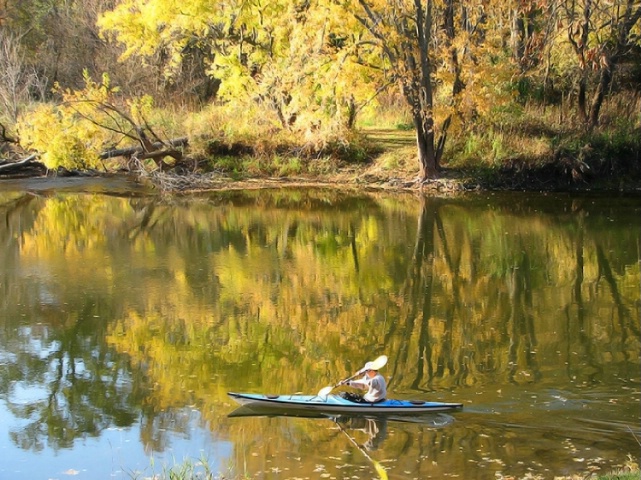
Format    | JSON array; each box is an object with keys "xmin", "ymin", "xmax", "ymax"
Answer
[
  {"xmin": 99, "ymin": 0, "xmax": 518, "ymax": 179},
  {"xmin": 18, "ymin": 73, "xmax": 116, "ymax": 170},
  {"xmin": 98, "ymin": 0, "xmax": 382, "ymax": 134},
  {"xmin": 18, "ymin": 71, "xmax": 171, "ymax": 171}
]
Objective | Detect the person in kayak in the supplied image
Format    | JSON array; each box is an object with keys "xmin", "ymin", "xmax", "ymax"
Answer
[{"xmin": 338, "ymin": 362, "xmax": 387, "ymax": 403}]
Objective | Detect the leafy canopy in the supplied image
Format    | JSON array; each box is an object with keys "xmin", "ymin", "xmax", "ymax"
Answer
[
  {"xmin": 98, "ymin": 0, "xmax": 383, "ymax": 131},
  {"xmin": 18, "ymin": 71, "xmax": 156, "ymax": 171}
]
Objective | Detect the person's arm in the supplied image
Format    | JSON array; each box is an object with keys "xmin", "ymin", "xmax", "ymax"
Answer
[{"xmin": 345, "ymin": 378, "xmax": 368, "ymax": 391}]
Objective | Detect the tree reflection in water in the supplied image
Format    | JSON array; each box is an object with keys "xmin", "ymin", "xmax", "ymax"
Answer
[{"xmin": 0, "ymin": 187, "xmax": 639, "ymax": 479}]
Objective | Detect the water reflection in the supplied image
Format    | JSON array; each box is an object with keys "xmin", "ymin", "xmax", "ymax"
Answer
[
  {"xmin": 337, "ymin": 416, "xmax": 388, "ymax": 452},
  {"xmin": 334, "ymin": 417, "xmax": 389, "ymax": 480},
  {"xmin": 227, "ymin": 407, "xmax": 456, "ymax": 479},
  {"xmin": 0, "ymin": 186, "xmax": 639, "ymax": 479},
  {"xmin": 228, "ymin": 405, "xmax": 455, "ymax": 430},
  {"xmin": 2, "ymin": 320, "xmax": 142, "ymax": 452}
]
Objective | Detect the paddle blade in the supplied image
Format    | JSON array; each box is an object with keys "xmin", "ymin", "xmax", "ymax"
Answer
[
  {"xmin": 318, "ymin": 385, "xmax": 334, "ymax": 397},
  {"xmin": 370, "ymin": 355, "xmax": 388, "ymax": 370},
  {"xmin": 374, "ymin": 460, "xmax": 389, "ymax": 480},
  {"xmin": 357, "ymin": 355, "xmax": 389, "ymax": 374}
]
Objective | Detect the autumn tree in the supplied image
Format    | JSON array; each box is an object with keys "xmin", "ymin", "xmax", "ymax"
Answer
[
  {"xmin": 18, "ymin": 72, "xmax": 185, "ymax": 172},
  {"xmin": 99, "ymin": 0, "xmax": 518, "ymax": 180},
  {"xmin": 562, "ymin": 0, "xmax": 641, "ymax": 127},
  {"xmin": 511, "ymin": 1, "xmax": 557, "ymax": 73},
  {"xmin": 98, "ymin": 0, "xmax": 380, "ymax": 131},
  {"xmin": 0, "ymin": 30, "xmax": 44, "ymax": 125},
  {"xmin": 341, "ymin": 0, "xmax": 517, "ymax": 180}
]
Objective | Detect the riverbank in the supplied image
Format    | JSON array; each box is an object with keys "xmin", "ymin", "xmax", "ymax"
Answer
[
  {"xmin": 2, "ymin": 152, "xmax": 640, "ymax": 196},
  {"xmin": 138, "ymin": 123, "xmax": 641, "ymax": 194},
  {"xmin": 3, "ymin": 125, "xmax": 640, "ymax": 195}
]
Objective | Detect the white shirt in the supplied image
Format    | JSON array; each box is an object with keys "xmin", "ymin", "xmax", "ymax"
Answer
[{"xmin": 350, "ymin": 372, "xmax": 387, "ymax": 402}]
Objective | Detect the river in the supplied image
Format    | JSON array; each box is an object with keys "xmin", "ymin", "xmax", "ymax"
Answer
[{"xmin": 0, "ymin": 178, "xmax": 639, "ymax": 480}]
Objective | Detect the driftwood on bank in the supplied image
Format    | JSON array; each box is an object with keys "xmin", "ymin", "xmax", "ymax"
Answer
[
  {"xmin": 0, "ymin": 154, "xmax": 45, "ymax": 176},
  {"xmin": 100, "ymin": 137, "xmax": 188, "ymax": 160},
  {"xmin": 0, "ymin": 135, "xmax": 190, "ymax": 177},
  {"xmin": 0, "ymin": 153, "xmax": 37, "ymax": 170}
]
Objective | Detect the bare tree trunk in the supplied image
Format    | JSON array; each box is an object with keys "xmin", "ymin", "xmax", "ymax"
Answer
[
  {"xmin": 577, "ymin": 73, "xmax": 589, "ymax": 124},
  {"xmin": 414, "ymin": 114, "xmax": 438, "ymax": 180},
  {"xmin": 414, "ymin": 0, "xmax": 439, "ymax": 180},
  {"xmin": 589, "ymin": 59, "xmax": 613, "ymax": 127},
  {"xmin": 0, "ymin": 154, "xmax": 45, "ymax": 176},
  {"xmin": 99, "ymin": 137, "xmax": 188, "ymax": 160},
  {"xmin": 355, "ymin": 0, "xmax": 443, "ymax": 180},
  {"xmin": 567, "ymin": 0, "xmax": 592, "ymax": 125}
]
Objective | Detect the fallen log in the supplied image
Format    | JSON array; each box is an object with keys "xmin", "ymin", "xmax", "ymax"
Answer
[
  {"xmin": 100, "ymin": 137, "xmax": 188, "ymax": 160},
  {"xmin": 0, "ymin": 154, "xmax": 40, "ymax": 172}
]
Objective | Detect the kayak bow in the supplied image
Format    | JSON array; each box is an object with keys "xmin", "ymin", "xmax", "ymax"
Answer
[{"xmin": 228, "ymin": 392, "xmax": 463, "ymax": 414}]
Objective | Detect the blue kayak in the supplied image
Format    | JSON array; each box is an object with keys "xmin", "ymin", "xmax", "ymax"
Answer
[{"xmin": 228, "ymin": 392, "xmax": 463, "ymax": 415}]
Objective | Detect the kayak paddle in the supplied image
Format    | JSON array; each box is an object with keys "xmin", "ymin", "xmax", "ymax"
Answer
[
  {"xmin": 318, "ymin": 355, "xmax": 388, "ymax": 397},
  {"xmin": 334, "ymin": 418, "xmax": 388, "ymax": 480}
]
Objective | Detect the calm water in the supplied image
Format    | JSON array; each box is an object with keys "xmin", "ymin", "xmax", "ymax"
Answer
[{"xmin": 0, "ymin": 178, "xmax": 639, "ymax": 480}]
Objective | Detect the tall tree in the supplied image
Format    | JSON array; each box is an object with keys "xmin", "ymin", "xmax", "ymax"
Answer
[
  {"xmin": 0, "ymin": 30, "xmax": 44, "ymax": 124},
  {"xmin": 564, "ymin": 0, "xmax": 641, "ymax": 127},
  {"xmin": 100, "ymin": 0, "xmax": 516, "ymax": 179},
  {"xmin": 346, "ymin": 1, "xmax": 440, "ymax": 179},
  {"xmin": 343, "ymin": 0, "xmax": 515, "ymax": 180}
]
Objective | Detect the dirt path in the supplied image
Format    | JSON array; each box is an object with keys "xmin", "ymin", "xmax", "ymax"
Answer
[{"xmin": 363, "ymin": 128, "xmax": 415, "ymax": 149}]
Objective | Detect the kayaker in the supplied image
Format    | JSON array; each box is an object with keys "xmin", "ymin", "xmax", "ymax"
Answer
[{"xmin": 338, "ymin": 362, "xmax": 387, "ymax": 403}]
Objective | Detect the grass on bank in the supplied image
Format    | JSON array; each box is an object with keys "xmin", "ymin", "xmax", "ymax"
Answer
[
  {"xmin": 181, "ymin": 93, "xmax": 641, "ymax": 190},
  {"xmin": 9, "ymin": 87, "xmax": 641, "ymax": 190}
]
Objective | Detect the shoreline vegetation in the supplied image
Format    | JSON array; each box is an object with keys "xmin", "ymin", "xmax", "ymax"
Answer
[
  {"xmin": 1, "ymin": 2, "xmax": 640, "ymax": 194},
  {"xmin": 1, "ymin": 68, "xmax": 639, "ymax": 193},
  {"xmin": 1, "ymin": 101, "xmax": 640, "ymax": 195}
]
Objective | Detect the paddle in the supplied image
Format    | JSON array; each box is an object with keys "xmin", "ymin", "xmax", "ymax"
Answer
[
  {"xmin": 334, "ymin": 419, "xmax": 388, "ymax": 480},
  {"xmin": 318, "ymin": 355, "xmax": 388, "ymax": 398}
]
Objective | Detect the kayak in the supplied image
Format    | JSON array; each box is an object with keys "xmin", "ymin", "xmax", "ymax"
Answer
[{"xmin": 228, "ymin": 392, "xmax": 463, "ymax": 415}]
